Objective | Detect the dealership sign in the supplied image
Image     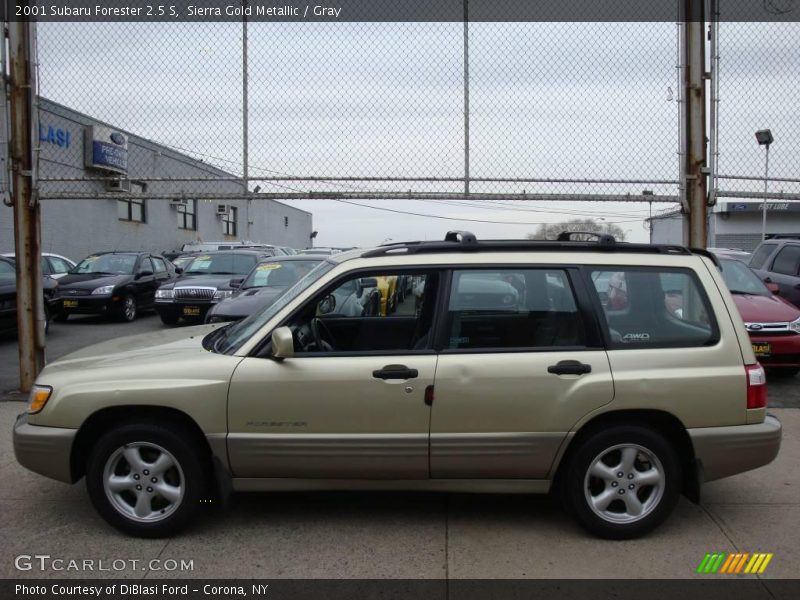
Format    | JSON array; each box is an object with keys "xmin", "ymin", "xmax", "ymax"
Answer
[
  {"xmin": 84, "ymin": 126, "xmax": 128, "ymax": 174},
  {"xmin": 39, "ymin": 124, "xmax": 71, "ymax": 148}
]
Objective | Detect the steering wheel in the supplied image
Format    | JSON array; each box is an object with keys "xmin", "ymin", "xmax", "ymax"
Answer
[{"xmin": 310, "ymin": 318, "xmax": 336, "ymax": 351}]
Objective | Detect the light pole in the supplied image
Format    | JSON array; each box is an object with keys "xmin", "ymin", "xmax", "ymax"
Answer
[{"xmin": 756, "ymin": 129, "xmax": 774, "ymax": 241}]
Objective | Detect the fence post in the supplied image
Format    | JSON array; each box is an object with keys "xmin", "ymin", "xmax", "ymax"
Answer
[
  {"xmin": 8, "ymin": 15, "xmax": 45, "ymax": 392},
  {"xmin": 683, "ymin": 0, "xmax": 708, "ymax": 247}
]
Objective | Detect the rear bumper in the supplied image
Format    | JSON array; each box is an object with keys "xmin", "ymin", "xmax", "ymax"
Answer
[
  {"xmin": 689, "ymin": 415, "xmax": 782, "ymax": 482},
  {"xmin": 13, "ymin": 413, "xmax": 77, "ymax": 483}
]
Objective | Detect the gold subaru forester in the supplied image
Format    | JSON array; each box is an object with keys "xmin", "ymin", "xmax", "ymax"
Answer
[{"xmin": 14, "ymin": 232, "xmax": 782, "ymax": 539}]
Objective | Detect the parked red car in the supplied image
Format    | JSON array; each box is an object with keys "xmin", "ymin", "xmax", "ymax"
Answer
[{"xmin": 719, "ymin": 257, "xmax": 800, "ymax": 375}]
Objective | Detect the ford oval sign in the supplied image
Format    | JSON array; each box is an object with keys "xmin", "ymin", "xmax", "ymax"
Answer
[
  {"xmin": 110, "ymin": 132, "xmax": 126, "ymax": 146},
  {"xmin": 748, "ymin": 324, "xmax": 763, "ymax": 331}
]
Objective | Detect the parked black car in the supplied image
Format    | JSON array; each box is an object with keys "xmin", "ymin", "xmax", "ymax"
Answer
[
  {"xmin": 55, "ymin": 251, "xmax": 178, "ymax": 322},
  {"xmin": 205, "ymin": 256, "xmax": 325, "ymax": 323},
  {"xmin": 155, "ymin": 250, "xmax": 273, "ymax": 325},
  {"xmin": 0, "ymin": 257, "xmax": 60, "ymax": 334},
  {"xmin": 750, "ymin": 236, "xmax": 800, "ymax": 308}
]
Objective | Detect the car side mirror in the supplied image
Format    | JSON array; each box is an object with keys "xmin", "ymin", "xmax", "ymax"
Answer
[
  {"xmin": 318, "ymin": 293, "xmax": 336, "ymax": 314},
  {"xmin": 136, "ymin": 270, "xmax": 153, "ymax": 279},
  {"xmin": 271, "ymin": 326, "xmax": 294, "ymax": 360},
  {"xmin": 767, "ymin": 282, "xmax": 780, "ymax": 295},
  {"xmin": 229, "ymin": 277, "xmax": 245, "ymax": 289},
  {"xmin": 175, "ymin": 267, "xmax": 183, "ymax": 274}
]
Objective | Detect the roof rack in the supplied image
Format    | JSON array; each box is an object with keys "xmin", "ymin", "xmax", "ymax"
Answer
[{"xmin": 362, "ymin": 230, "xmax": 703, "ymax": 259}]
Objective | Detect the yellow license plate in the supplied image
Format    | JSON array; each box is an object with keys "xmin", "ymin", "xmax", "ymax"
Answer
[
  {"xmin": 63, "ymin": 300, "xmax": 78, "ymax": 308},
  {"xmin": 183, "ymin": 306, "xmax": 201, "ymax": 317},
  {"xmin": 752, "ymin": 342, "xmax": 771, "ymax": 357}
]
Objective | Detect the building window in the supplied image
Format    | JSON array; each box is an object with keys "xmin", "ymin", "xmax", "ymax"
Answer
[
  {"xmin": 177, "ymin": 199, "xmax": 197, "ymax": 230},
  {"xmin": 117, "ymin": 194, "xmax": 145, "ymax": 223},
  {"xmin": 223, "ymin": 206, "xmax": 237, "ymax": 236}
]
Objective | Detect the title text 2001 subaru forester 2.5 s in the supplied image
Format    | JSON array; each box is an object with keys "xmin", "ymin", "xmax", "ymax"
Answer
[{"xmin": 14, "ymin": 232, "xmax": 781, "ymax": 539}]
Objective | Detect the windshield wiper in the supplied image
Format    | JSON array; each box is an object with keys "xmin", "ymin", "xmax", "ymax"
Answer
[{"xmin": 729, "ymin": 289, "xmax": 760, "ymax": 295}]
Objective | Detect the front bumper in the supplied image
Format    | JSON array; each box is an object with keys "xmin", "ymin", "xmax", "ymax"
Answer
[
  {"xmin": 689, "ymin": 414, "xmax": 781, "ymax": 482},
  {"xmin": 57, "ymin": 294, "xmax": 116, "ymax": 315},
  {"xmin": 13, "ymin": 413, "xmax": 77, "ymax": 483},
  {"xmin": 155, "ymin": 301, "xmax": 214, "ymax": 320},
  {"xmin": 749, "ymin": 333, "xmax": 800, "ymax": 367}
]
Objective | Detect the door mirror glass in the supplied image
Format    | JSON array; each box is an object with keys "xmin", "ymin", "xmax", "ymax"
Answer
[
  {"xmin": 318, "ymin": 293, "xmax": 337, "ymax": 314},
  {"xmin": 229, "ymin": 277, "xmax": 245, "ymax": 289},
  {"xmin": 135, "ymin": 270, "xmax": 153, "ymax": 279},
  {"xmin": 271, "ymin": 326, "xmax": 294, "ymax": 359}
]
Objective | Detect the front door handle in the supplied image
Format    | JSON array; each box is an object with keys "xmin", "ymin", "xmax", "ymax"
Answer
[
  {"xmin": 372, "ymin": 365, "xmax": 419, "ymax": 380},
  {"xmin": 547, "ymin": 360, "xmax": 592, "ymax": 376}
]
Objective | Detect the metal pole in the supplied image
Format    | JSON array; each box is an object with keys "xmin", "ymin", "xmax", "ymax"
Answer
[
  {"xmin": 242, "ymin": 1, "xmax": 250, "ymax": 239},
  {"xmin": 708, "ymin": 0, "xmax": 720, "ymax": 208},
  {"xmin": 761, "ymin": 144, "xmax": 770, "ymax": 240},
  {"xmin": 463, "ymin": 0, "xmax": 469, "ymax": 195},
  {"xmin": 683, "ymin": 0, "xmax": 708, "ymax": 247},
  {"xmin": 8, "ymin": 14, "xmax": 45, "ymax": 392}
]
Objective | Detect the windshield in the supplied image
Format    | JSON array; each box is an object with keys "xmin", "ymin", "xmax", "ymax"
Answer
[
  {"xmin": 183, "ymin": 253, "xmax": 257, "ymax": 276},
  {"xmin": 211, "ymin": 260, "xmax": 335, "ymax": 354},
  {"xmin": 73, "ymin": 254, "xmax": 137, "ymax": 275},
  {"xmin": 242, "ymin": 259, "xmax": 322, "ymax": 289},
  {"xmin": 720, "ymin": 259, "xmax": 770, "ymax": 297}
]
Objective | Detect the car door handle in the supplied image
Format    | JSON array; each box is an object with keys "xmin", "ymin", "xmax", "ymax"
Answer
[
  {"xmin": 372, "ymin": 365, "xmax": 419, "ymax": 380},
  {"xmin": 547, "ymin": 360, "xmax": 592, "ymax": 376}
]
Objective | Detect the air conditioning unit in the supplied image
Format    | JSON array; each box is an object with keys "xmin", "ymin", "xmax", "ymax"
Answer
[
  {"xmin": 105, "ymin": 178, "xmax": 131, "ymax": 193},
  {"xmin": 216, "ymin": 204, "xmax": 230, "ymax": 216},
  {"xmin": 169, "ymin": 199, "xmax": 188, "ymax": 208}
]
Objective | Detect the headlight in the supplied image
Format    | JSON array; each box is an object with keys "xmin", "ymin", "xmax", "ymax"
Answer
[
  {"xmin": 789, "ymin": 317, "xmax": 800, "ymax": 334},
  {"xmin": 28, "ymin": 385, "xmax": 52, "ymax": 414},
  {"xmin": 155, "ymin": 289, "xmax": 174, "ymax": 299},
  {"xmin": 213, "ymin": 290, "xmax": 233, "ymax": 301},
  {"xmin": 91, "ymin": 285, "xmax": 114, "ymax": 295}
]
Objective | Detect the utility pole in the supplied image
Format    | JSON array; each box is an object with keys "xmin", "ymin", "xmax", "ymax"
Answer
[
  {"xmin": 242, "ymin": 0, "xmax": 250, "ymax": 240},
  {"xmin": 7, "ymin": 14, "xmax": 45, "ymax": 392},
  {"xmin": 683, "ymin": 0, "xmax": 708, "ymax": 248}
]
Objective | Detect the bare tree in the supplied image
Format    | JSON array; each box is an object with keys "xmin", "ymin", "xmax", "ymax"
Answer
[{"xmin": 528, "ymin": 219, "xmax": 626, "ymax": 241}]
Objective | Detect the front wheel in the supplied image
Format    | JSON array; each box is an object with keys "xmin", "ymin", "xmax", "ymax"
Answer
[
  {"xmin": 85, "ymin": 423, "xmax": 207, "ymax": 537},
  {"xmin": 562, "ymin": 426, "xmax": 681, "ymax": 539},
  {"xmin": 117, "ymin": 295, "xmax": 137, "ymax": 322}
]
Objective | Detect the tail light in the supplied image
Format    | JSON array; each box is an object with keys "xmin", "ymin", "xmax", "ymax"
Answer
[{"xmin": 746, "ymin": 364, "xmax": 768, "ymax": 409}]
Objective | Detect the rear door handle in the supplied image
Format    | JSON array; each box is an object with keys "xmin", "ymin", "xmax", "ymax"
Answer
[
  {"xmin": 547, "ymin": 360, "xmax": 592, "ymax": 376},
  {"xmin": 372, "ymin": 365, "xmax": 419, "ymax": 380}
]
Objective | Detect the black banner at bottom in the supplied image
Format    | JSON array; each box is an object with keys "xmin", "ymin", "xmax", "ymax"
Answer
[{"xmin": 4, "ymin": 579, "xmax": 800, "ymax": 600}]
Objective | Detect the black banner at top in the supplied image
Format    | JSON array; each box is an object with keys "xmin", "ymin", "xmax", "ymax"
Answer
[{"xmin": 3, "ymin": 0, "xmax": 800, "ymax": 22}]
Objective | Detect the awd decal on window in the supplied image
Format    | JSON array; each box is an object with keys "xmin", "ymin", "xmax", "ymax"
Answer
[{"xmin": 622, "ymin": 332, "xmax": 651, "ymax": 342}]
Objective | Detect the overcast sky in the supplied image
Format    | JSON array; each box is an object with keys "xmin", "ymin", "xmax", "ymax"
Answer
[{"xmin": 33, "ymin": 20, "xmax": 800, "ymax": 247}]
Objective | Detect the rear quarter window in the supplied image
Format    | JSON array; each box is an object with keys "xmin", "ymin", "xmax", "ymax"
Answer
[{"xmin": 588, "ymin": 267, "xmax": 719, "ymax": 349}]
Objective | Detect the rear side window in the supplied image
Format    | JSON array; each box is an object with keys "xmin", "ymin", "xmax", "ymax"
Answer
[
  {"xmin": 589, "ymin": 267, "xmax": 718, "ymax": 349},
  {"xmin": 749, "ymin": 244, "xmax": 777, "ymax": 270},
  {"xmin": 770, "ymin": 245, "xmax": 800, "ymax": 276},
  {"xmin": 446, "ymin": 269, "xmax": 585, "ymax": 350}
]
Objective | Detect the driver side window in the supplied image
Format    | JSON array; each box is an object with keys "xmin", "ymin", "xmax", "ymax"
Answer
[{"xmin": 291, "ymin": 272, "xmax": 438, "ymax": 354}]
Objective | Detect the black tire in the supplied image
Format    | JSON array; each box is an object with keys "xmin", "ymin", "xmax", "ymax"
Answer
[
  {"xmin": 159, "ymin": 312, "xmax": 180, "ymax": 326},
  {"xmin": 54, "ymin": 312, "xmax": 69, "ymax": 322},
  {"xmin": 116, "ymin": 294, "xmax": 137, "ymax": 322},
  {"xmin": 561, "ymin": 425, "xmax": 681, "ymax": 539},
  {"xmin": 85, "ymin": 422, "xmax": 207, "ymax": 538}
]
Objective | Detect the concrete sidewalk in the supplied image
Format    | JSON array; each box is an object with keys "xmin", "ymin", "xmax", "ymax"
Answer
[{"xmin": 1, "ymin": 402, "xmax": 797, "ymax": 580}]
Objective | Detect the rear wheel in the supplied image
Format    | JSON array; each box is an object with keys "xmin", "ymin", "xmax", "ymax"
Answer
[
  {"xmin": 562, "ymin": 425, "xmax": 681, "ymax": 539},
  {"xmin": 85, "ymin": 422, "xmax": 206, "ymax": 537}
]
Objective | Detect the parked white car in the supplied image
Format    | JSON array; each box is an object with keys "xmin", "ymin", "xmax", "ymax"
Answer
[{"xmin": 1, "ymin": 252, "xmax": 76, "ymax": 279}]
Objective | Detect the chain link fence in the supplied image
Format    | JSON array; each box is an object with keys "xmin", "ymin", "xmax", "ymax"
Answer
[
  {"xmin": 712, "ymin": 1, "xmax": 800, "ymax": 202},
  {"xmin": 32, "ymin": 16, "xmax": 682, "ymax": 206}
]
